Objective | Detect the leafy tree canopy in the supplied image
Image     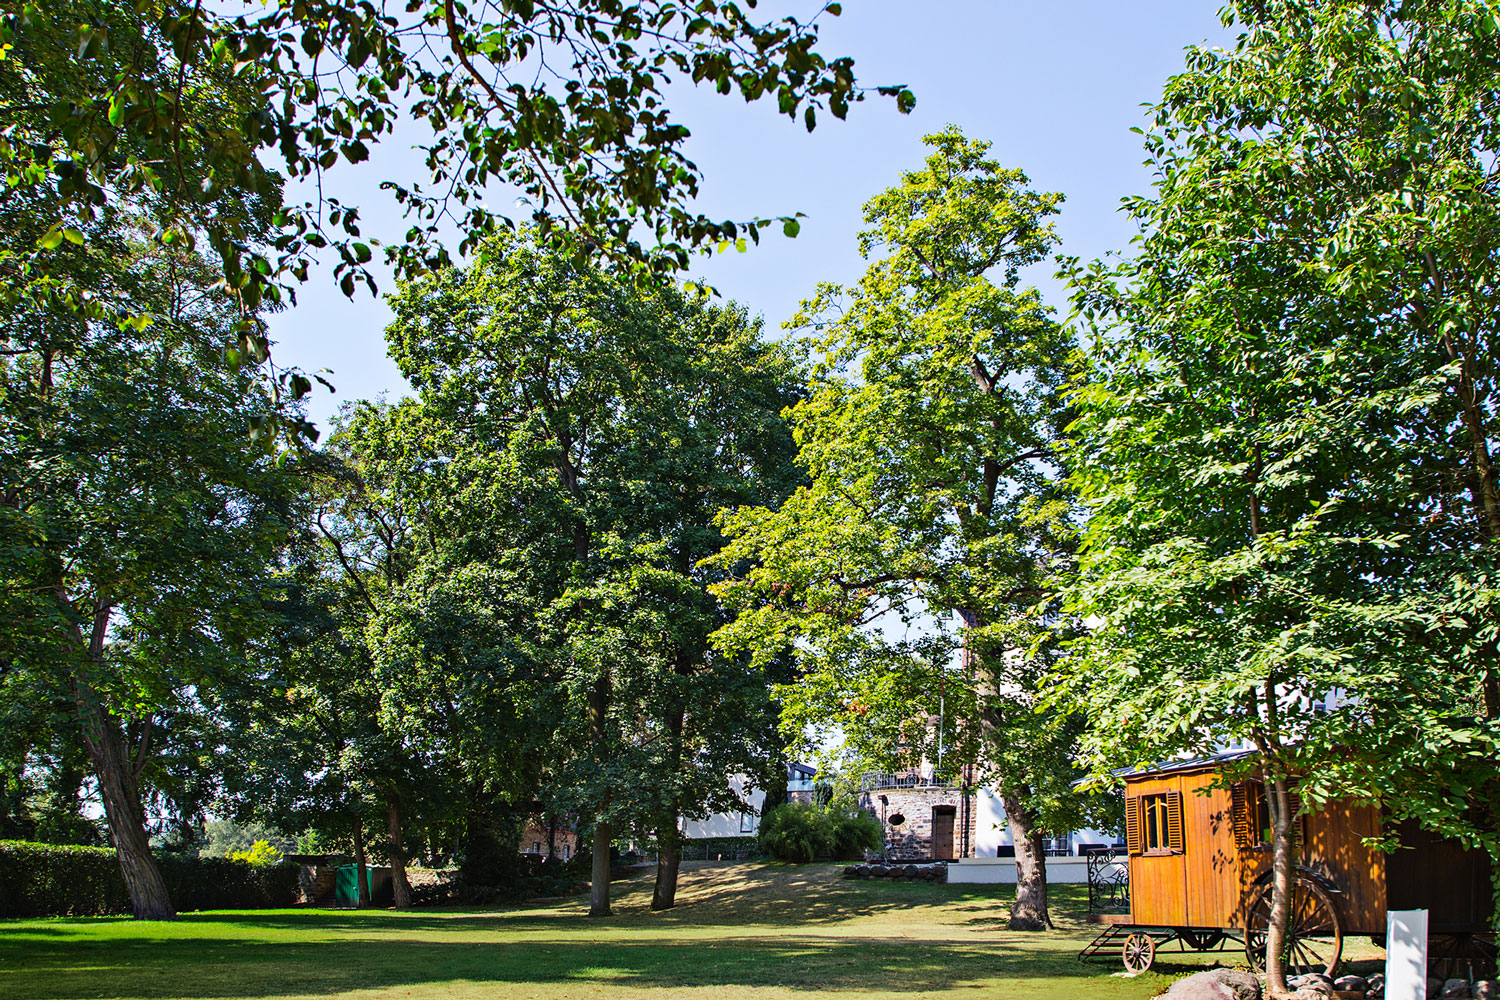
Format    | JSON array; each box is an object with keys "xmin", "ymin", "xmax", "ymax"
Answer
[{"xmin": 0, "ymin": 0, "xmax": 912, "ymax": 368}]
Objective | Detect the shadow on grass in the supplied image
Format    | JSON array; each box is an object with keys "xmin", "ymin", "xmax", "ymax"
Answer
[
  {"xmin": 0, "ymin": 930, "xmax": 1108, "ymax": 999},
  {"xmin": 0, "ymin": 866, "xmax": 1142, "ymax": 1000}
]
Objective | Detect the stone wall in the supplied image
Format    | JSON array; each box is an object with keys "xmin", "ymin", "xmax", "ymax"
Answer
[{"xmin": 858, "ymin": 786, "xmax": 977, "ymax": 861}]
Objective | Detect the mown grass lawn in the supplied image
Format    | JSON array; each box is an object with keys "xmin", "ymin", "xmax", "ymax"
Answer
[{"xmin": 0, "ymin": 861, "xmax": 1245, "ymax": 1000}]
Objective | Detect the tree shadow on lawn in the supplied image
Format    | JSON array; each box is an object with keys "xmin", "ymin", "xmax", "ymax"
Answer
[
  {"xmin": 0, "ymin": 929, "xmax": 1113, "ymax": 1000},
  {"xmin": 145, "ymin": 865, "xmax": 1039, "ymax": 937},
  {"xmin": 0, "ymin": 867, "xmax": 1132, "ymax": 999}
]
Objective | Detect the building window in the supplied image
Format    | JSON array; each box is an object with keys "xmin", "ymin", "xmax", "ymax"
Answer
[
  {"xmin": 1041, "ymin": 834, "xmax": 1073, "ymax": 857},
  {"xmin": 739, "ymin": 811, "xmax": 756, "ymax": 834}
]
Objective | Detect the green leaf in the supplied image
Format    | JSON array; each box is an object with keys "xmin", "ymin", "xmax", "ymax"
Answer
[{"xmin": 783, "ymin": 218, "xmax": 801, "ymax": 238}]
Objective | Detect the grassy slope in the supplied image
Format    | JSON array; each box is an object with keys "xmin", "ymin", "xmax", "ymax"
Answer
[{"xmin": 0, "ymin": 862, "xmax": 1245, "ymax": 1000}]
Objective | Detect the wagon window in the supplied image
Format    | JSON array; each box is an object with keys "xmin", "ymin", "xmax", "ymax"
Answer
[
  {"xmin": 1138, "ymin": 792, "xmax": 1185, "ymax": 854},
  {"xmin": 1143, "ymin": 795, "xmax": 1168, "ymax": 851},
  {"xmin": 1249, "ymin": 783, "xmax": 1272, "ymax": 844},
  {"xmin": 1232, "ymin": 781, "xmax": 1276, "ymax": 849}
]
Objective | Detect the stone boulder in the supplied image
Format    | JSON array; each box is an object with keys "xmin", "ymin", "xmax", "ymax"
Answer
[
  {"xmin": 1287, "ymin": 976, "xmax": 1333, "ymax": 999},
  {"xmin": 1334, "ymin": 975, "xmax": 1369, "ymax": 994},
  {"xmin": 1473, "ymin": 982, "xmax": 1498, "ymax": 1000},
  {"xmin": 1439, "ymin": 980, "xmax": 1472, "ymax": 999},
  {"xmin": 1165, "ymin": 969, "xmax": 1261, "ymax": 1000}
]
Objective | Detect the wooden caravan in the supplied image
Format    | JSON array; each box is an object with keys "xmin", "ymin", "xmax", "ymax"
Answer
[{"xmin": 1081, "ymin": 751, "xmax": 1494, "ymax": 976}]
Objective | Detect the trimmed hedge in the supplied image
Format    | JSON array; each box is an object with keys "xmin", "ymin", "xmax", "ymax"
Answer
[
  {"xmin": 0, "ymin": 840, "xmax": 300, "ymax": 917},
  {"xmin": 678, "ymin": 836, "xmax": 758, "ymax": 861}
]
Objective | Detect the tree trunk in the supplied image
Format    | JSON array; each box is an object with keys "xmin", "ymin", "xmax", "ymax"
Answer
[
  {"xmin": 589, "ymin": 820, "xmax": 612, "ymax": 917},
  {"xmin": 1264, "ymin": 775, "xmax": 1298, "ymax": 998},
  {"xmin": 652, "ymin": 696, "xmax": 688, "ymax": 911},
  {"xmin": 82, "ymin": 701, "xmax": 175, "ymax": 920},
  {"xmin": 386, "ymin": 791, "xmax": 412, "ymax": 910},
  {"xmin": 353, "ymin": 816, "xmax": 371, "ymax": 908},
  {"xmin": 587, "ymin": 664, "xmax": 613, "ymax": 917},
  {"xmin": 65, "ymin": 598, "xmax": 173, "ymax": 919},
  {"xmin": 1000, "ymin": 789, "xmax": 1050, "ymax": 931},
  {"xmin": 652, "ymin": 826, "xmax": 682, "ymax": 911}
]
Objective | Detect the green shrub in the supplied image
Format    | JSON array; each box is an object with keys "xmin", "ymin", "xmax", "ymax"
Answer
[
  {"xmin": 227, "ymin": 839, "xmax": 282, "ymax": 866},
  {"xmin": 756, "ymin": 803, "xmax": 827, "ymax": 862},
  {"xmin": 0, "ymin": 840, "xmax": 299, "ymax": 917},
  {"xmin": 0, "ymin": 841, "xmax": 130, "ymax": 916},
  {"xmin": 823, "ymin": 803, "xmax": 884, "ymax": 860},
  {"xmin": 757, "ymin": 802, "xmax": 884, "ymax": 863}
]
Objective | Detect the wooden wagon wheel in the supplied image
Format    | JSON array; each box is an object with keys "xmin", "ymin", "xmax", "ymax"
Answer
[
  {"xmin": 1244, "ymin": 877, "xmax": 1343, "ymax": 977},
  {"xmin": 1122, "ymin": 931, "xmax": 1157, "ymax": 973},
  {"xmin": 1429, "ymin": 932, "xmax": 1498, "ymax": 979}
]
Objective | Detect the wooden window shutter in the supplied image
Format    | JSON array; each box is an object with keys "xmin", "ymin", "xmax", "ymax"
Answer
[
  {"xmin": 1166, "ymin": 791, "xmax": 1185, "ymax": 853},
  {"xmin": 1231, "ymin": 783, "xmax": 1254, "ymax": 850},
  {"xmin": 1124, "ymin": 796, "xmax": 1142, "ymax": 855}
]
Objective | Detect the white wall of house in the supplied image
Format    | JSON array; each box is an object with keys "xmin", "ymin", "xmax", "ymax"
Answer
[
  {"xmin": 680, "ymin": 778, "xmax": 765, "ymax": 839},
  {"xmin": 969, "ymin": 785, "xmax": 1120, "ymax": 857}
]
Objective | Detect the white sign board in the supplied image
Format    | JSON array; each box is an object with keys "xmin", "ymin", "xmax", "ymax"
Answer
[{"xmin": 1385, "ymin": 908, "xmax": 1429, "ymax": 1000}]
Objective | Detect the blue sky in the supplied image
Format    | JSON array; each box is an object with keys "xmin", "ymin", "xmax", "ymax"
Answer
[{"xmin": 268, "ymin": 1, "xmax": 1232, "ymax": 426}]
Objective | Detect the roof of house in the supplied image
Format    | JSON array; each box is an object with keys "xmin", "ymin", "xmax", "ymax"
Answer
[
  {"xmin": 1113, "ymin": 747, "xmax": 1256, "ymax": 780},
  {"xmin": 1071, "ymin": 747, "xmax": 1259, "ymax": 790}
]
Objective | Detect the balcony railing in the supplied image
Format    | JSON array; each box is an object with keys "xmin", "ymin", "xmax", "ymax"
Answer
[{"xmin": 860, "ymin": 771, "xmax": 957, "ymax": 792}]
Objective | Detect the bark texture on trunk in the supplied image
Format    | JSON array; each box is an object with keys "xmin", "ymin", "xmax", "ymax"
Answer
[
  {"xmin": 83, "ymin": 702, "xmax": 175, "ymax": 920},
  {"xmin": 353, "ymin": 817, "xmax": 371, "ymax": 908},
  {"xmin": 586, "ymin": 663, "xmax": 614, "ymax": 917},
  {"xmin": 1000, "ymin": 790, "xmax": 1050, "ymax": 931},
  {"xmin": 652, "ymin": 829, "xmax": 682, "ymax": 911},
  {"xmin": 64, "ymin": 593, "xmax": 172, "ymax": 923},
  {"xmin": 1264, "ymin": 777, "xmax": 1297, "ymax": 998},
  {"xmin": 589, "ymin": 821, "xmax": 612, "ymax": 917},
  {"xmin": 387, "ymin": 792, "xmax": 412, "ymax": 910},
  {"xmin": 69, "ymin": 600, "xmax": 173, "ymax": 920},
  {"xmin": 652, "ymin": 697, "xmax": 688, "ymax": 912}
]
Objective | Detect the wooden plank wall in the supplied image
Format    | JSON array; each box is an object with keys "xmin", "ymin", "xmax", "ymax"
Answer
[
  {"xmin": 1303, "ymin": 802, "xmax": 1386, "ymax": 935},
  {"xmin": 1182, "ymin": 774, "xmax": 1243, "ymax": 928},
  {"xmin": 1126, "ymin": 769, "xmax": 1387, "ymax": 931},
  {"xmin": 1127, "ymin": 772, "xmax": 1191, "ymax": 926},
  {"xmin": 1385, "ymin": 818, "xmax": 1494, "ymax": 934}
]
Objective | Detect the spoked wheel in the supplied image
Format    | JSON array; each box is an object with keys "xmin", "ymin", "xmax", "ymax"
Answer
[
  {"xmin": 1245, "ymin": 877, "xmax": 1343, "ymax": 977},
  {"xmin": 1429, "ymin": 932, "xmax": 1497, "ymax": 979},
  {"xmin": 1122, "ymin": 932, "xmax": 1157, "ymax": 973}
]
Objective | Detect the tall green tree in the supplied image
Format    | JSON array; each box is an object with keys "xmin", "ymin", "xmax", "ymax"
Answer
[
  {"xmin": 385, "ymin": 230, "xmax": 802, "ymax": 914},
  {"xmin": 0, "ymin": 240, "xmax": 305, "ymax": 918},
  {"xmin": 1063, "ymin": 0, "xmax": 1500, "ymax": 987},
  {"xmin": 220, "ymin": 396, "xmax": 538, "ymax": 908},
  {"xmin": 709, "ymin": 128, "xmax": 1082, "ymax": 931}
]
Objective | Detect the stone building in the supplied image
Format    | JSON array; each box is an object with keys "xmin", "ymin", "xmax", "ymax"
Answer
[
  {"xmin": 521, "ymin": 817, "xmax": 579, "ymax": 860},
  {"xmin": 858, "ymin": 771, "xmax": 978, "ymax": 861}
]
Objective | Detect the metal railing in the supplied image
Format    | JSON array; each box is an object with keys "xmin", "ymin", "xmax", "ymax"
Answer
[
  {"xmin": 1085, "ymin": 846, "xmax": 1130, "ymax": 915},
  {"xmin": 860, "ymin": 771, "xmax": 957, "ymax": 791}
]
